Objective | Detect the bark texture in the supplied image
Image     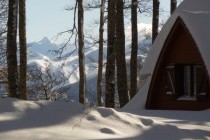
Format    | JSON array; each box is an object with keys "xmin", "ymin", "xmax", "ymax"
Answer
[
  {"xmin": 152, "ymin": 0, "xmax": 160, "ymax": 43},
  {"xmin": 97, "ymin": 0, "xmax": 106, "ymax": 106},
  {"xmin": 105, "ymin": 0, "xmax": 116, "ymax": 108},
  {"xmin": 7, "ymin": 0, "xmax": 18, "ymax": 97},
  {"xmin": 130, "ymin": 0, "xmax": 138, "ymax": 99},
  {"xmin": 116, "ymin": 0, "xmax": 129, "ymax": 108},
  {"xmin": 78, "ymin": 0, "xmax": 86, "ymax": 104},
  {"xmin": 19, "ymin": 0, "xmax": 27, "ymax": 100}
]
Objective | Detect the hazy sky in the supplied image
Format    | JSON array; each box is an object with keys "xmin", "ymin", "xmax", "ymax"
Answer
[{"xmin": 26, "ymin": 0, "xmax": 180, "ymax": 43}]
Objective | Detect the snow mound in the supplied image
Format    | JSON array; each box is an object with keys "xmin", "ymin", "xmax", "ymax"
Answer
[{"xmin": 0, "ymin": 98, "xmax": 209, "ymax": 140}]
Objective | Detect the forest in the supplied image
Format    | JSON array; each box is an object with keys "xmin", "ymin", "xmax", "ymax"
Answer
[
  {"xmin": 1, "ymin": 0, "xmax": 210, "ymax": 140},
  {"xmin": 0, "ymin": 0, "xmax": 183, "ymax": 107}
]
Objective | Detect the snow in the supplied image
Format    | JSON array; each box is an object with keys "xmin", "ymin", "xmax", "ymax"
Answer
[
  {"xmin": 139, "ymin": 0, "xmax": 210, "ymax": 108},
  {"xmin": 179, "ymin": 11, "xmax": 210, "ymax": 76},
  {"xmin": 177, "ymin": 0, "xmax": 210, "ymax": 12},
  {"xmin": 26, "ymin": 37, "xmax": 103, "ymax": 101},
  {"xmin": 0, "ymin": 97, "xmax": 209, "ymax": 140},
  {"xmin": 28, "ymin": 37, "xmax": 59, "ymax": 58},
  {"xmin": 25, "ymin": 31, "xmax": 150, "ymax": 102},
  {"xmin": 2, "ymin": 1, "xmax": 210, "ymax": 139},
  {"xmin": 125, "ymin": 23, "xmax": 152, "ymax": 44}
]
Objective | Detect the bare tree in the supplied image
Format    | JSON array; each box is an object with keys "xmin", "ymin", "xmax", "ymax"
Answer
[
  {"xmin": 152, "ymin": 0, "xmax": 160, "ymax": 43},
  {"xmin": 28, "ymin": 64, "xmax": 67, "ymax": 100},
  {"xmin": 0, "ymin": 0, "xmax": 8, "ymax": 66},
  {"xmin": 19, "ymin": 0, "xmax": 27, "ymax": 100},
  {"xmin": 6, "ymin": 0, "xmax": 18, "ymax": 97},
  {"xmin": 0, "ymin": 67, "xmax": 7, "ymax": 90},
  {"xmin": 130, "ymin": 0, "xmax": 138, "ymax": 99},
  {"xmin": 116, "ymin": 0, "xmax": 129, "ymax": 107},
  {"xmin": 105, "ymin": 0, "xmax": 116, "ymax": 108},
  {"xmin": 54, "ymin": 1, "xmax": 78, "ymax": 61},
  {"xmin": 78, "ymin": 0, "xmax": 86, "ymax": 104},
  {"xmin": 170, "ymin": 0, "xmax": 177, "ymax": 15},
  {"xmin": 83, "ymin": 0, "xmax": 101, "ymax": 10},
  {"xmin": 0, "ymin": 0, "xmax": 8, "ymax": 38},
  {"xmin": 97, "ymin": 0, "xmax": 106, "ymax": 106}
]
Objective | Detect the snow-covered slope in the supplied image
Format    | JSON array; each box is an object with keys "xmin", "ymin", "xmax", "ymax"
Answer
[
  {"xmin": 27, "ymin": 37, "xmax": 106, "ymax": 102},
  {"xmin": 0, "ymin": 97, "xmax": 209, "ymax": 140},
  {"xmin": 26, "ymin": 34, "xmax": 151, "ymax": 102}
]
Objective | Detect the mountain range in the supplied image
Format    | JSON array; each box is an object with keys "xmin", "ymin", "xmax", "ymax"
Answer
[{"xmin": 26, "ymin": 35, "xmax": 151, "ymax": 104}]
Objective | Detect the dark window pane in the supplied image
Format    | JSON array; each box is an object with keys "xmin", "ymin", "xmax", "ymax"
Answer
[
  {"xmin": 183, "ymin": 65, "xmax": 191, "ymax": 96},
  {"xmin": 165, "ymin": 65, "xmax": 175, "ymax": 94},
  {"xmin": 196, "ymin": 66, "xmax": 208, "ymax": 95}
]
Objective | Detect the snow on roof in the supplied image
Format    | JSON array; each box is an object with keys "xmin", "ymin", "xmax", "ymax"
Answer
[
  {"xmin": 125, "ymin": 0, "xmax": 210, "ymax": 109},
  {"xmin": 177, "ymin": 0, "xmax": 210, "ymax": 12}
]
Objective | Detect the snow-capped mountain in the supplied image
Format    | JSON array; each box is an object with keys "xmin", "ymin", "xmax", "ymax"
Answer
[
  {"xmin": 28, "ymin": 37, "xmax": 60, "ymax": 59},
  {"xmin": 27, "ymin": 37, "xmax": 104, "ymax": 102},
  {"xmin": 27, "ymin": 33, "xmax": 151, "ymax": 102}
]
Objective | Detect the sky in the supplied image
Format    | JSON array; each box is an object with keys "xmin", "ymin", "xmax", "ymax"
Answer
[{"xmin": 26, "ymin": 0, "xmax": 181, "ymax": 44}]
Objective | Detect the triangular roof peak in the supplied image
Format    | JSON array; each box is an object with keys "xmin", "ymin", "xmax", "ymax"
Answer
[
  {"xmin": 141, "ymin": 0, "xmax": 210, "ymax": 77},
  {"xmin": 125, "ymin": 0, "xmax": 210, "ymax": 110}
]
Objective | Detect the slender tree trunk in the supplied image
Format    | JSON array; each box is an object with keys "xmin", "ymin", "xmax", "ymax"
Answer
[
  {"xmin": 170, "ymin": 0, "xmax": 177, "ymax": 15},
  {"xmin": 97, "ymin": 0, "xmax": 106, "ymax": 106},
  {"xmin": 78, "ymin": 0, "xmax": 86, "ymax": 104},
  {"xmin": 116, "ymin": 0, "xmax": 129, "ymax": 108},
  {"xmin": 7, "ymin": 0, "xmax": 18, "ymax": 98},
  {"xmin": 105, "ymin": 0, "xmax": 116, "ymax": 108},
  {"xmin": 19, "ymin": 0, "xmax": 27, "ymax": 100},
  {"xmin": 152, "ymin": 0, "xmax": 160, "ymax": 43},
  {"xmin": 130, "ymin": 0, "xmax": 138, "ymax": 99}
]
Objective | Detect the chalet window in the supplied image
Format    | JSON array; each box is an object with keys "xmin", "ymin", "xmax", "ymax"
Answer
[
  {"xmin": 165, "ymin": 64, "xmax": 208, "ymax": 100},
  {"xmin": 165, "ymin": 65, "xmax": 175, "ymax": 95}
]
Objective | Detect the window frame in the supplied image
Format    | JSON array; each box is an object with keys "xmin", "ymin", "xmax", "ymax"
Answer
[{"xmin": 165, "ymin": 64, "xmax": 208, "ymax": 101}]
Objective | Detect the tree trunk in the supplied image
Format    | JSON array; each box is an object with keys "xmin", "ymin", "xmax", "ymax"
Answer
[
  {"xmin": 105, "ymin": 0, "xmax": 116, "ymax": 108},
  {"xmin": 78, "ymin": 0, "xmax": 86, "ymax": 104},
  {"xmin": 130, "ymin": 0, "xmax": 138, "ymax": 99},
  {"xmin": 97, "ymin": 0, "xmax": 106, "ymax": 106},
  {"xmin": 170, "ymin": 0, "xmax": 177, "ymax": 15},
  {"xmin": 19, "ymin": 0, "xmax": 27, "ymax": 100},
  {"xmin": 152, "ymin": 0, "xmax": 160, "ymax": 43},
  {"xmin": 116, "ymin": 0, "xmax": 129, "ymax": 108},
  {"xmin": 7, "ymin": 0, "xmax": 18, "ymax": 98}
]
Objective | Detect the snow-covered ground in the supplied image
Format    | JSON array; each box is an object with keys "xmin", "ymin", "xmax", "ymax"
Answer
[
  {"xmin": 1, "ymin": 35, "xmax": 209, "ymax": 140},
  {"xmin": 2, "ymin": 20, "xmax": 209, "ymax": 139},
  {"xmin": 0, "ymin": 97, "xmax": 209, "ymax": 140}
]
